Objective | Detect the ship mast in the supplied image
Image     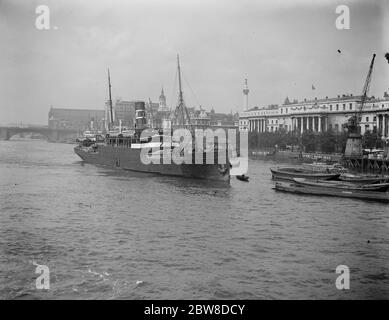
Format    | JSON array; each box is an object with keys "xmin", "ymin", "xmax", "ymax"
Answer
[
  {"xmin": 177, "ymin": 54, "xmax": 184, "ymax": 123},
  {"xmin": 175, "ymin": 54, "xmax": 192, "ymax": 128},
  {"xmin": 108, "ymin": 68, "xmax": 114, "ymax": 129}
]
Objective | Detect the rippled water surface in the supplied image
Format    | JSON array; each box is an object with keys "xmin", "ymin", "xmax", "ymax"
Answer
[{"xmin": 0, "ymin": 140, "xmax": 388, "ymax": 299}]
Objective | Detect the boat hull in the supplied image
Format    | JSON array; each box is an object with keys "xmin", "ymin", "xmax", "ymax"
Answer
[
  {"xmin": 270, "ymin": 167, "xmax": 340, "ymax": 181},
  {"xmin": 74, "ymin": 145, "xmax": 230, "ymax": 182},
  {"xmin": 293, "ymin": 178, "xmax": 389, "ymax": 192},
  {"xmin": 274, "ymin": 181, "xmax": 389, "ymax": 202},
  {"xmin": 338, "ymin": 174, "xmax": 389, "ymax": 184}
]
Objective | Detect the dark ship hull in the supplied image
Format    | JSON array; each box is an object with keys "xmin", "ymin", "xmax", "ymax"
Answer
[{"xmin": 74, "ymin": 145, "xmax": 230, "ymax": 182}]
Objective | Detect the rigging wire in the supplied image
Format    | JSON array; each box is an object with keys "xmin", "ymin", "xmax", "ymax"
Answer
[
  {"xmin": 177, "ymin": 71, "xmax": 193, "ymax": 127},
  {"xmin": 169, "ymin": 68, "xmax": 178, "ymax": 115},
  {"xmin": 182, "ymin": 72, "xmax": 202, "ymax": 108},
  {"xmin": 165, "ymin": 58, "xmax": 195, "ymax": 129}
]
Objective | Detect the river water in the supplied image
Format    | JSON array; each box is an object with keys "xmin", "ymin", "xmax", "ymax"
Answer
[{"xmin": 0, "ymin": 139, "xmax": 388, "ymax": 299}]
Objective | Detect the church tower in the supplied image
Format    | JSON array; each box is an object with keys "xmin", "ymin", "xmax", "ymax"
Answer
[{"xmin": 158, "ymin": 87, "xmax": 167, "ymax": 112}]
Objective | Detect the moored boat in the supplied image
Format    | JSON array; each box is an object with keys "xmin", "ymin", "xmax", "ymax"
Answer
[
  {"xmin": 293, "ymin": 178, "xmax": 389, "ymax": 192},
  {"xmin": 270, "ymin": 167, "xmax": 340, "ymax": 181},
  {"xmin": 301, "ymin": 162, "xmax": 347, "ymax": 173},
  {"xmin": 338, "ymin": 173, "xmax": 389, "ymax": 184},
  {"xmin": 274, "ymin": 180, "xmax": 389, "ymax": 202}
]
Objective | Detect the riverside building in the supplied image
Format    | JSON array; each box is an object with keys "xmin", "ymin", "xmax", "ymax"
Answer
[{"xmin": 238, "ymin": 80, "xmax": 389, "ymax": 139}]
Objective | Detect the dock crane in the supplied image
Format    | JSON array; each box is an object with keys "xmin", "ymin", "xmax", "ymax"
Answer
[{"xmin": 344, "ymin": 53, "xmax": 376, "ymax": 157}]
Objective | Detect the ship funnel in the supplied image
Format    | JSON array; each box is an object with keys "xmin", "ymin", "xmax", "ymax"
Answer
[{"xmin": 135, "ymin": 101, "xmax": 147, "ymax": 130}]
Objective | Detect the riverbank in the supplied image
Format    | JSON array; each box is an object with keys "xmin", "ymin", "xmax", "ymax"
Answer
[
  {"xmin": 250, "ymin": 149, "xmax": 389, "ymax": 174},
  {"xmin": 250, "ymin": 149, "xmax": 343, "ymax": 164}
]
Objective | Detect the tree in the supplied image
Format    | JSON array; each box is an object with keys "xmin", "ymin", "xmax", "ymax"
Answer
[
  {"xmin": 362, "ymin": 129, "xmax": 382, "ymax": 149},
  {"xmin": 301, "ymin": 131, "xmax": 316, "ymax": 152},
  {"xmin": 328, "ymin": 131, "xmax": 348, "ymax": 153},
  {"xmin": 317, "ymin": 131, "xmax": 336, "ymax": 153},
  {"xmin": 247, "ymin": 130, "xmax": 350, "ymax": 154}
]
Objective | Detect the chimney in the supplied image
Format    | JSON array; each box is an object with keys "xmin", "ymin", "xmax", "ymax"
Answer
[{"xmin": 134, "ymin": 101, "xmax": 147, "ymax": 130}]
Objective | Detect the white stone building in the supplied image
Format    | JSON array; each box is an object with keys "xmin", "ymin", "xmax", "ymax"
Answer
[{"xmin": 239, "ymin": 91, "xmax": 389, "ymax": 139}]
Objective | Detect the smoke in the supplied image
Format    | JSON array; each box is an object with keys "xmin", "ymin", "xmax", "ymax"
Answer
[{"xmin": 385, "ymin": 53, "xmax": 389, "ymax": 64}]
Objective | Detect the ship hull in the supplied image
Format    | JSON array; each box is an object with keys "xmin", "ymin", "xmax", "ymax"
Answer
[{"xmin": 74, "ymin": 145, "xmax": 230, "ymax": 182}]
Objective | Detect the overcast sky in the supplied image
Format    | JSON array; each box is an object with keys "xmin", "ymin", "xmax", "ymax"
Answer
[{"xmin": 0, "ymin": 0, "xmax": 387, "ymax": 125}]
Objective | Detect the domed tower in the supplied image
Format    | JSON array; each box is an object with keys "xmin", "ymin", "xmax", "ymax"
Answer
[
  {"xmin": 158, "ymin": 86, "xmax": 167, "ymax": 112},
  {"xmin": 243, "ymin": 78, "xmax": 249, "ymax": 111}
]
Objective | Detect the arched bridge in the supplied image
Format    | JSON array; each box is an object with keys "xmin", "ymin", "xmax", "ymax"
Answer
[{"xmin": 0, "ymin": 126, "xmax": 79, "ymax": 142}]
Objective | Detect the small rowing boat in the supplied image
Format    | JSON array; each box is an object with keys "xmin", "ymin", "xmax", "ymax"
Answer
[
  {"xmin": 236, "ymin": 174, "xmax": 249, "ymax": 182},
  {"xmin": 270, "ymin": 167, "xmax": 340, "ymax": 181}
]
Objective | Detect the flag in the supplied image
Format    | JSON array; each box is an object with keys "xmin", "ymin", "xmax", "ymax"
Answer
[{"xmin": 312, "ymin": 84, "xmax": 316, "ymax": 90}]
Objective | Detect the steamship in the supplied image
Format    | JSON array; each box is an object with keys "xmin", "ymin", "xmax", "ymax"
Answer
[{"xmin": 74, "ymin": 56, "xmax": 231, "ymax": 182}]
